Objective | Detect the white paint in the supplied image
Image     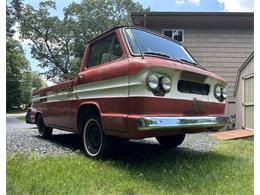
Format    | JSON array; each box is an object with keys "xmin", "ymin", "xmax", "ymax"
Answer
[
  {"xmin": 73, "ymin": 76, "xmax": 129, "ymax": 100},
  {"xmin": 32, "ymin": 67, "xmax": 226, "ymax": 104},
  {"xmin": 129, "ymin": 67, "xmax": 226, "ymax": 103}
]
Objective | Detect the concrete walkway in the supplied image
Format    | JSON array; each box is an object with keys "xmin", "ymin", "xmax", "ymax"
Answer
[{"xmin": 208, "ymin": 129, "xmax": 254, "ymax": 140}]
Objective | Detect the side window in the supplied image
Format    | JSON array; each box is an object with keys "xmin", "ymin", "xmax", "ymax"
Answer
[
  {"xmin": 110, "ymin": 36, "xmax": 122, "ymax": 60},
  {"xmin": 87, "ymin": 33, "xmax": 122, "ymax": 68}
]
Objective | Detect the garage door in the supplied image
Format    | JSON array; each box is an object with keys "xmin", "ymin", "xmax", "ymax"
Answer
[{"xmin": 243, "ymin": 75, "xmax": 254, "ymax": 129}]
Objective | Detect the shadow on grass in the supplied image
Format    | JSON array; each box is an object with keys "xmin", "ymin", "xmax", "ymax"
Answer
[
  {"xmin": 104, "ymin": 139, "xmax": 240, "ymax": 194},
  {"xmin": 39, "ymin": 132, "xmax": 235, "ymax": 163},
  {"xmin": 31, "ymin": 133, "xmax": 245, "ymax": 194},
  {"xmin": 32, "ymin": 133, "xmax": 82, "ymax": 152}
]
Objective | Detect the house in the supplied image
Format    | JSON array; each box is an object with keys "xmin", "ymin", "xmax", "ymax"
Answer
[{"xmin": 131, "ymin": 12, "xmax": 254, "ymax": 130}]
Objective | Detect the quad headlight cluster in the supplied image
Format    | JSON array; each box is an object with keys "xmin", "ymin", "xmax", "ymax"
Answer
[
  {"xmin": 214, "ymin": 85, "xmax": 227, "ymax": 102},
  {"xmin": 146, "ymin": 73, "xmax": 172, "ymax": 96}
]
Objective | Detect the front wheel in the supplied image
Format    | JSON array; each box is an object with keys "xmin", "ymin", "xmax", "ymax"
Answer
[
  {"xmin": 25, "ymin": 109, "xmax": 32, "ymax": 124},
  {"xmin": 156, "ymin": 134, "xmax": 186, "ymax": 148},
  {"xmin": 82, "ymin": 116, "xmax": 108, "ymax": 159},
  {"xmin": 37, "ymin": 115, "xmax": 53, "ymax": 139}
]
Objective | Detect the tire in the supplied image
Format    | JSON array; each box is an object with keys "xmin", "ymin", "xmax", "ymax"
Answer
[
  {"xmin": 82, "ymin": 115, "xmax": 109, "ymax": 159},
  {"xmin": 37, "ymin": 115, "xmax": 53, "ymax": 139},
  {"xmin": 156, "ymin": 134, "xmax": 186, "ymax": 148},
  {"xmin": 25, "ymin": 110, "xmax": 32, "ymax": 124}
]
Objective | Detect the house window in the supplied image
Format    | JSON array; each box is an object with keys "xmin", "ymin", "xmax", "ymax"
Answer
[{"xmin": 162, "ymin": 29, "xmax": 184, "ymax": 43}]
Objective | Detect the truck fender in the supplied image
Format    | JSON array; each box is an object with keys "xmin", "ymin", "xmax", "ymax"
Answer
[{"xmin": 76, "ymin": 101, "xmax": 103, "ymax": 133}]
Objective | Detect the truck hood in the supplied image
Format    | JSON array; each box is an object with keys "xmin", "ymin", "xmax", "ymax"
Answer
[{"xmin": 129, "ymin": 56, "xmax": 225, "ymax": 83}]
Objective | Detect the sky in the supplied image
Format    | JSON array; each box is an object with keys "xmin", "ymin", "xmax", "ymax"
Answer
[{"xmin": 14, "ymin": 0, "xmax": 254, "ymax": 74}]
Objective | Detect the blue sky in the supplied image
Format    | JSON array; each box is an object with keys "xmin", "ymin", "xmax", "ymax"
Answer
[
  {"xmin": 137, "ymin": 0, "xmax": 224, "ymax": 11},
  {"xmin": 16, "ymin": 0, "xmax": 253, "ymax": 73}
]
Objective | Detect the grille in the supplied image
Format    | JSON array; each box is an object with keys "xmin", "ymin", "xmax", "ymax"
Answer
[{"xmin": 178, "ymin": 80, "xmax": 210, "ymax": 95}]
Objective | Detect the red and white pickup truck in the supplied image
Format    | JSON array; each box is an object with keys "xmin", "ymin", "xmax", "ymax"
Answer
[{"xmin": 31, "ymin": 26, "xmax": 231, "ymax": 158}]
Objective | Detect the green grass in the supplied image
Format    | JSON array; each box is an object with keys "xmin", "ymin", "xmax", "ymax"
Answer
[
  {"xmin": 16, "ymin": 115, "xmax": 25, "ymax": 121},
  {"xmin": 7, "ymin": 139, "xmax": 253, "ymax": 195}
]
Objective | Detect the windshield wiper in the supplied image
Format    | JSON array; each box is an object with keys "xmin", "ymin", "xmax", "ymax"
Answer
[
  {"xmin": 143, "ymin": 51, "xmax": 171, "ymax": 59},
  {"xmin": 143, "ymin": 51, "xmax": 197, "ymax": 66},
  {"xmin": 144, "ymin": 51, "xmax": 186, "ymax": 64},
  {"xmin": 179, "ymin": 59, "xmax": 197, "ymax": 66}
]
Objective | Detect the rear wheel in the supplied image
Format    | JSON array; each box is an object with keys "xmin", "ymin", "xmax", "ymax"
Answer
[
  {"xmin": 37, "ymin": 115, "xmax": 53, "ymax": 139},
  {"xmin": 156, "ymin": 134, "xmax": 186, "ymax": 148},
  {"xmin": 82, "ymin": 115, "xmax": 109, "ymax": 159}
]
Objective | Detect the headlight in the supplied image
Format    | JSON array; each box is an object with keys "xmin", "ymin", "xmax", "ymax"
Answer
[
  {"xmin": 214, "ymin": 85, "xmax": 227, "ymax": 102},
  {"xmin": 160, "ymin": 76, "xmax": 171, "ymax": 92},
  {"xmin": 222, "ymin": 87, "xmax": 227, "ymax": 99},
  {"xmin": 214, "ymin": 86, "xmax": 222, "ymax": 98},
  {"xmin": 146, "ymin": 73, "xmax": 159, "ymax": 90}
]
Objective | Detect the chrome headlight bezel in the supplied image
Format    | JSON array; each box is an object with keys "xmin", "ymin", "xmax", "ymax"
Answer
[
  {"xmin": 146, "ymin": 73, "xmax": 160, "ymax": 91},
  {"xmin": 146, "ymin": 72, "xmax": 172, "ymax": 96},
  {"xmin": 160, "ymin": 75, "xmax": 172, "ymax": 92},
  {"xmin": 214, "ymin": 85, "xmax": 222, "ymax": 98},
  {"xmin": 222, "ymin": 87, "xmax": 227, "ymax": 99},
  {"xmin": 214, "ymin": 84, "xmax": 227, "ymax": 102}
]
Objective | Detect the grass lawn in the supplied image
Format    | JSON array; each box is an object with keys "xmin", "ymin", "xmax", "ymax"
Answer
[
  {"xmin": 7, "ymin": 139, "xmax": 253, "ymax": 195},
  {"xmin": 16, "ymin": 115, "xmax": 25, "ymax": 121}
]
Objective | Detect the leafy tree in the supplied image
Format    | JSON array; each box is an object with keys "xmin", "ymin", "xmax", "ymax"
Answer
[
  {"xmin": 13, "ymin": 0, "xmax": 149, "ymax": 81},
  {"xmin": 63, "ymin": 0, "xmax": 147, "ymax": 59},
  {"xmin": 6, "ymin": 39, "xmax": 31, "ymax": 111},
  {"xmin": 6, "ymin": 3, "xmax": 32, "ymax": 111},
  {"xmin": 20, "ymin": 68, "xmax": 32, "ymax": 106},
  {"xmin": 31, "ymin": 71, "xmax": 47, "ymax": 90},
  {"xmin": 7, "ymin": 6, "xmax": 15, "ymax": 37}
]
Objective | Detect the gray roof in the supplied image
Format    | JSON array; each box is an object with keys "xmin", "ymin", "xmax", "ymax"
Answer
[
  {"xmin": 131, "ymin": 12, "xmax": 254, "ymax": 28},
  {"xmin": 131, "ymin": 12, "xmax": 254, "ymax": 16},
  {"xmin": 233, "ymin": 51, "xmax": 254, "ymax": 97}
]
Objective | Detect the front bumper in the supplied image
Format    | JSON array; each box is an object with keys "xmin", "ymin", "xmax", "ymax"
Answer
[{"xmin": 138, "ymin": 116, "xmax": 232, "ymax": 131}]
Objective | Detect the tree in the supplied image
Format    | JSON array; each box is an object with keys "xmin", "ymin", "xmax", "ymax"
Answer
[
  {"xmin": 6, "ymin": 39, "xmax": 31, "ymax": 111},
  {"xmin": 31, "ymin": 71, "xmax": 47, "ymax": 90},
  {"xmin": 63, "ymin": 0, "xmax": 148, "ymax": 59},
  {"xmin": 6, "ymin": 3, "xmax": 32, "ymax": 111},
  {"xmin": 13, "ymin": 0, "xmax": 149, "ymax": 81}
]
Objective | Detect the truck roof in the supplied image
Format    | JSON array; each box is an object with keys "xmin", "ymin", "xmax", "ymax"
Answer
[{"xmin": 86, "ymin": 25, "xmax": 127, "ymax": 44}]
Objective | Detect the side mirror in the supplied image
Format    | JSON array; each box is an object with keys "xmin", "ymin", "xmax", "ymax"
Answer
[{"xmin": 75, "ymin": 74, "xmax": 84, "ymax": 84}]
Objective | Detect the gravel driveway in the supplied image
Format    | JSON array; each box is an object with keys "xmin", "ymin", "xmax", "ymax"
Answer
[{"xmin": 7, "ymin": 114, "xmax": 219, "ymax": 156}]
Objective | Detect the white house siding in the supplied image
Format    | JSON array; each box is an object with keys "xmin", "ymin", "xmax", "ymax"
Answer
[{"xmin": 183, "ymin": 29, "xmax": 253, "ymax": 100}]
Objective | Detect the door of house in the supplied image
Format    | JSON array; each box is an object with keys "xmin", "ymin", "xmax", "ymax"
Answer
[{"xmin": 243, "ymin": 75, "xmax": 254, "ymax": 129}]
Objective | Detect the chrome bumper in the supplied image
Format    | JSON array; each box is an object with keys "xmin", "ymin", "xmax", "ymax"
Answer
[{"xmin": 138, "ymin": 116, "xmax": 232, "ymax": 131}]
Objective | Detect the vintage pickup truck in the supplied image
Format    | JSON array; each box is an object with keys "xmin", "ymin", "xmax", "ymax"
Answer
[{"xmin": 31, "ymin": 26, "xmax": 231, "ymax": 158}]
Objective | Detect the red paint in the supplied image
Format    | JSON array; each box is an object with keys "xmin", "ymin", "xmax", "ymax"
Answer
[
  {"xmin": 33, "ymin": 80, "xmax": 73, "ymax": 96},
  {"xmin": 128, "ymin": 57, "xmax": 225, "ymax": 82},
  {"xmin": 129, "ymin": 97, "xmax": 225, "ymax": 115}
]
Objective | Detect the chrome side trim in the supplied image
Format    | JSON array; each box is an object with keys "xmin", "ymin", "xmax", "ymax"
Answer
[{"xmin": 138, "ymin": 116, "xmax": 232, "ymax": 131}]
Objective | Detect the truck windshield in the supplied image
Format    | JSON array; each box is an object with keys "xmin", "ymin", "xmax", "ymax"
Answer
[{"xmin": 124, "ymin": 28, "xmax": 197, "ymax": 66}]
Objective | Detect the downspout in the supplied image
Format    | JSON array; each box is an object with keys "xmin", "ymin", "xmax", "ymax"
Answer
[{"xmin": 144, "ymin": 14, "xmax": 147, "ymax": 28}]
